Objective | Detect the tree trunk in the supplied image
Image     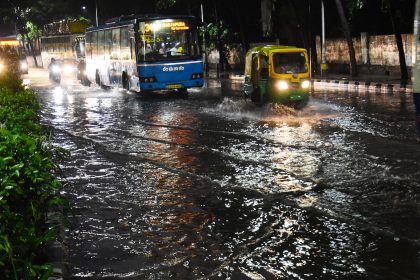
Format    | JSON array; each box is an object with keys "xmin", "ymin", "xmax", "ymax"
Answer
[
  {"xmin": 214, "ymin": 3, "xmax": 230, "ymax": 73},
  {"xmin": 23, "ymin": 33, "xmax": 38, "ymax": 68},
  {"xmin": 334, "ymin": 0, "xmax": 357, "ymax": 77},
  {"xmin": 389, "ymin": 0, "xmax": 409, "ymax": 84}
]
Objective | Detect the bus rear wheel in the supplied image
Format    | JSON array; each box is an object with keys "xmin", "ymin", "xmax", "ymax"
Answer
[
  {"xmin": 95, "ymin": 71, "xmax": 101, "ymax": 86},
  {"xmin": 122, "ymin": 73, "xmax": 130, "ymax": 91}
]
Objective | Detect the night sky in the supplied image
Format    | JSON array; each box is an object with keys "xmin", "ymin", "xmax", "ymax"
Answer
[{"xmin": 0, "ymin": 0, "xmax": 416, "ymax": 43}]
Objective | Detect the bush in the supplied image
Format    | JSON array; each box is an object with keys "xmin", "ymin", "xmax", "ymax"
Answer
[{"xmin": 0, "ymin": 63, "xmax": 63, "ymax": 279}]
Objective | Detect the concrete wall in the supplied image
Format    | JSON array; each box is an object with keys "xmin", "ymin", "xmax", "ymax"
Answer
[{"xmin": 316, "ymin": 33, "xmax": 414, "ymax": 75}]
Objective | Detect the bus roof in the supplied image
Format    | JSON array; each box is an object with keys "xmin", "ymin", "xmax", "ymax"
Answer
[{"xmin": 86, "ymin": 14, "xmax": 199, "ymax": 32}]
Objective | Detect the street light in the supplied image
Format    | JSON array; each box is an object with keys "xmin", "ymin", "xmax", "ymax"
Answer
[
  {"xmin": 80, "ymin": 4, "xmax": 97, "ymax": 27},
  {"xmin": 95, "ymin": 0, "xmax": 98, "ymax": 27}
]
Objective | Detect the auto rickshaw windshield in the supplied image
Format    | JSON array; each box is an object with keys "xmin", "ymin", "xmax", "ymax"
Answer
[{"xmin": 273, "ymin": 52, "xmax": 307, "ymax": 74}]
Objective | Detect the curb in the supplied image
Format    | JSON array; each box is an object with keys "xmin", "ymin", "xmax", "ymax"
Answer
[
  {"xmin": 226, "ymin": 75, "xmax": 413, "ymax": 93},
  {"xmin": 311, "ymin": 79, "xmax": 412, "ymax": 92},
  {"xmin": 46, "ymin": 207, "xmax": 69, "ymax": 280}
]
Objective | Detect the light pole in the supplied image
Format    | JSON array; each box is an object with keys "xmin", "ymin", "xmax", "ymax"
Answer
[
  {"xmin": 201, "ymin": 3, "xmax": 207, "ymax": 76},
  {"xmin": 414, "ymin": 0, "xmax": 420, "ymax": 141},
  {"xmin": 95, "ymin": 0, "xmax": 99, "ymax": 27}
]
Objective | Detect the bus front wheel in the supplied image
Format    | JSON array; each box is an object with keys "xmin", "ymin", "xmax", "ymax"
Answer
[{"xmin": 122, "ymin": 73, "xmax": 130, "ymax": 91}]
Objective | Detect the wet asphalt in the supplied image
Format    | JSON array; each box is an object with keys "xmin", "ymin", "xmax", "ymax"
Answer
[{"xmin": 27, "ymin": 69, "xmax": 420, "ymax": 279}]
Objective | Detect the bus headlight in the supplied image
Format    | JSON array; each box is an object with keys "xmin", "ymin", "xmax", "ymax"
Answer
[
  {"xmin": 301, "ymin": 80, "xmax": 310, "ymax": 89},
  {"xmin": 276, "ymin": 80, "xmax": 289, "ymax": 90},
  {"xmin": 140, "ymin": 76, "xmax": 156, "ymax": 83}
]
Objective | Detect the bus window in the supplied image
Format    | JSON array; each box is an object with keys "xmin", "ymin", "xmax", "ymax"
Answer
[
  {"xmin": 130, "ymin": 37, "xmax": 135, "ymax": 60},
  {"xmin": 111, "ymin": 28, "xmax": 120, "ymax": 60},
  {"xmin": 92, "ymin": 31, "xmax": 98, "ymax": 57},
  {"xmin": 98, "ymin": 30, "xmax": 105, "ymax": 57},
  {"xmin": 105, "ymin": 29, "xmax": 112, "ymax": 58},
  {"xmin": 137, "ymin": 19, "xmax": 201, "ymax": 62},
  {"xmin": 86, "ymin": 32, "xmax": 92, "ymax": 58},
  {"xmin": 120, "ymin": 27, "xmax": 129, "ymax": 60}
]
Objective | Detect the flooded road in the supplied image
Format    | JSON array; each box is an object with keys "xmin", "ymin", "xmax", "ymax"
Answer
[{"xmin": 29, "ymin": 70, "xmax": 420, "ymax": 279}]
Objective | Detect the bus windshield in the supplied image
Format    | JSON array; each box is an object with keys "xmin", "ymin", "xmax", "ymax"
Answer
[
  {"xmin": 272, "ymin": 52, "xmax": 307, "ymax": 74},
  {"xmin": 137, "ymin": 19, "xmax": 201, "ymax": 62}
]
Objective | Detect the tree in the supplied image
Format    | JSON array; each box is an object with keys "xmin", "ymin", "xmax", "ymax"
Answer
[
  {"xmin": 22, "ymin": 21, "xmax": 42, "ymax": 67},
  {"xmin": 335, "ymin": 0, "xmax": 358, "ymax": 77},
  {"xmin": 1, "ymin": 0, "xmax": 88, "ymax": 67},
  {"xmin": 349, "ymin": 0, "xmax": 410, "ymax": 83}
]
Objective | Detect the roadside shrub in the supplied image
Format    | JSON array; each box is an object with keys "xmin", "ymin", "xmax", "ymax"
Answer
[{"xmin": 0, "ymin": 63, "xmax": 63, "ymax": 278}]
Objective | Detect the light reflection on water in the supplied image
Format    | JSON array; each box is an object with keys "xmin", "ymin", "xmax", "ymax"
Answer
[{"xmin": 37, "ymin": 85, "xmax": 420, "ymax": 279}]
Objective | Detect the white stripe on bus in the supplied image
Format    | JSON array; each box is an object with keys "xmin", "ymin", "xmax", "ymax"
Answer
[{"xmin": 137, "ymin": 61, "xmax": 203, "ymax": 67}]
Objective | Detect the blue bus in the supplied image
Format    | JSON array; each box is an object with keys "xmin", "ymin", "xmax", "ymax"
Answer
[{"xmin": 84, "ymin": 15, "xmax": 204, "ymax": 94}]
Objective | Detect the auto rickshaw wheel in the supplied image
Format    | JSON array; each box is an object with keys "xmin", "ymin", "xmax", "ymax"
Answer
[{"xmin": 251, "ymin": 87, "xmax": 261, "ymax": 103}]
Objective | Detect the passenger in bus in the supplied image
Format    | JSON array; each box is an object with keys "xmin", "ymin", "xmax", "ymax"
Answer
[
  {"xmin": 138, "ymin": 41, "xmax": 152, "ymax": 57},
  {"xmin": 169, "ymin": 42, "xmax": 184, "ymax": 56},
  {"xmin": 159, "ymin": 44, "xmax": 166, "ymax": 54}
]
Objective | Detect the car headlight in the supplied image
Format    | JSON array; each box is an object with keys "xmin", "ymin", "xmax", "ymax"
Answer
[
  {"xmin": 301, "ymin": 80, "xmax": 310, "ymax": 89},
  {"xmin": 51, "ymin": 65, "xmax": 60, "ymax": 73},
  {"xmin": 20, "ymin": 62, "xmax": 28, "ymax": 69},
  {"xmin": 276, "ymin": 80, "xmax": 289, "ymax": 90}
]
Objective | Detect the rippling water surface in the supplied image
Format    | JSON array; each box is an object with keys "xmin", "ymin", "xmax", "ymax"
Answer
[{"xmin": 33, "ymin": 78, "xmax": 420, "ymax": 279}]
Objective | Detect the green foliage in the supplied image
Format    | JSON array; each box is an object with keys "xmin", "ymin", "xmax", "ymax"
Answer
[
  {"xmin": 347, "ymin": 0, "xmax": 365, "ymax": 16},
  {"xmin": 0, "ymin": 52, "xmax": 63, "ymax": 279},
  {"xmin": 24, "ymin": 21, "xmax": 42, "ymax": 41},
  {"xmin": 156, "ymin": 0, "xmax": 177, "ymax": 10},
  {"xmin": 200, "ymin": 21, "xmax": 238, "ymax": 54}
]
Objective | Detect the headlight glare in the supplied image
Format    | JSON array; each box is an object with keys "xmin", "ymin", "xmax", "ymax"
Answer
[
  {"xmin": 64, "ymin": 65, "xmax": 75, "ymax": 74},
  {"xmin": 276, "ymin": 80, "xmax": 289, "ymax": 90},
  {"xmin": 52, "ymin": 65, "xmax": 60, "ymax": 73},
  {"xmin": 301, "ymin": 80, "xmax": 310, "ymax": 89}
]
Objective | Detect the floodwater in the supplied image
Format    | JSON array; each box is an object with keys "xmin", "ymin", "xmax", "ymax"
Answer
[{"xmin": 28, "ymin": 70, "xmax": 420, "ymax": 279}]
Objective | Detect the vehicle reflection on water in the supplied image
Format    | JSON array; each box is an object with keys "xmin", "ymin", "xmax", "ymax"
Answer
[{"xmin": 35, "ymin": 80, "xmax": 420, "ymax": 279}]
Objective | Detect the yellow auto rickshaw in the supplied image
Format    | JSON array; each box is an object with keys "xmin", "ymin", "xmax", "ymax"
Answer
[{"xmin": 243, "ymin": 45, "xmax": 310, "ymax": 108}]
